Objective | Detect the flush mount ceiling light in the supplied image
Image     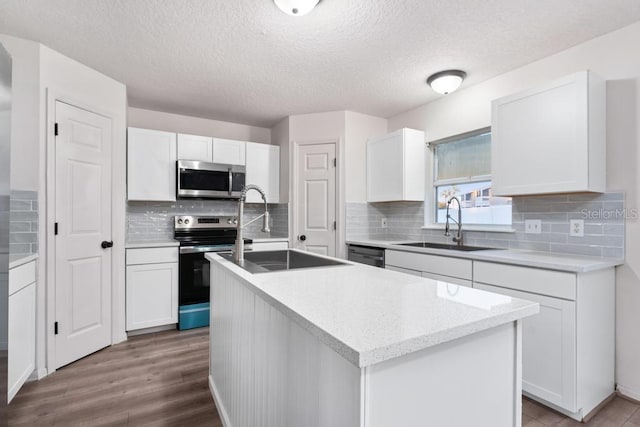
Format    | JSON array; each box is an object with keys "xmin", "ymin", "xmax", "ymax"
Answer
[
  {"xmin": 427, "ymin": 70, "xmax": 467, "ymax": 95},
  {"xmin": 273, "ymin": 0, "xmax": 320, "ymax": 16}
]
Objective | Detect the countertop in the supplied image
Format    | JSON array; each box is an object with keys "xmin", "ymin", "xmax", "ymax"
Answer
[
  {"xmin": 9, "ymin": 253, "xmax": 39, "ymax": 269},
  {"xmin": 347, "ymin": 239, "xmax": 623, "ymax": 273},
  {"xmin": 206, "ymin": 251, "xmax": 539, "ymax": 368},
  {"xmin": 125, "ymin": 240, "xmax": 180, "ymax": 249}
]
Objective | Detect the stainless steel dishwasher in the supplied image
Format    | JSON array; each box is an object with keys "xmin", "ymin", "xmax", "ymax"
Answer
[{"xmin": 347, "ymin": 245, "xmax": 385, "ymax": 268}]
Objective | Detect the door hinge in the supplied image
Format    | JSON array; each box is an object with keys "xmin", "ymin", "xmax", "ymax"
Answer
[
  {"xmin": 54, "ymin": 122, "xmax": 59, "ymax": 136},
  {"xmin": 54, "ymin": 222, "xmax": 58, "ymax": 235},
  {"xmin": 333, "ymin": 221, "xmax": 337, "ymax": 230},
  {"xmin": 54, "ymin": 322, "xmax": 58, "ymax": 335},
  {"xmin": 333, "ymin": 158, "xmax": 337, "ymax": 167}
]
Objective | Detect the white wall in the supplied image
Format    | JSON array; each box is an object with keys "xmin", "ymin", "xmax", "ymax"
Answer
[
  {"xmin": 345, "ymin": 111, "xmax": 388, "ymax": 202},
  {"xmin": 0, "ymin": 36, "xmax": 40, "ymax": 192},
  {"xmin": 128, "ymin": 107, "xmax": 271, "ymax": 144},
  {"xmin": 388, "ymin": 21, "xmax": 640, "ymax": 398}
]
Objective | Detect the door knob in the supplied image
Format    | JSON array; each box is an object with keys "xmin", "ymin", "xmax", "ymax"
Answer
[
  {"xmin": 101, "ymin": 241, "xmax": 113, "ymax": 249},
  {"xmin": 299, "ymin": 235, "xmax": 307, "ymax": 241}
]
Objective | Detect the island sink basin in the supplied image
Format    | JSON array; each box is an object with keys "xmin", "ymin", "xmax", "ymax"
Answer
[
  {"xmin": 397, "ymin": 242, "xmax": 497, "ymax": 251},
  {"xmin": 220, "ymin": 250, "xmax": 348, "ymax": 274}
]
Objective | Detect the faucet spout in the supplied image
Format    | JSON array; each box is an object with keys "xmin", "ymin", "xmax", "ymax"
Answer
[
  {"xmin": 234, "ymin": 184, "xmax": 269, "ymax": 264},
  {"xmin": 444, "ymin": 196, "xmax": 463, "ymax": 246}
]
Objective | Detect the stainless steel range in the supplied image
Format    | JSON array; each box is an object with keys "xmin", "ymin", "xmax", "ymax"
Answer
[{"xmin": 173, "ymin": 215, "xmax": 251, "ymax": 330}]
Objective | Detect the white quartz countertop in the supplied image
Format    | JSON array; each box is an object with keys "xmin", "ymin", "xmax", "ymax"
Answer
[
  {"xmin": 206, "ymin": 251, "xmax": 538, "ymax": 368},
  {"xmin": 125, "ymin": 240, "xmax": 180, "ymax": 249},
  {"xmin": 347, "ymin": 239, "xmax": 623, "ymax": 273},
  {"xmin": 9, "ymin": 253, "xmax": 39, "ymax": 269}
]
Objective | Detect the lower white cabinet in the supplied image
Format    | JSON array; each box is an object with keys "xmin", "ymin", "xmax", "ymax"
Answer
[
  {"xmin": 8, "ymin": 260, "xmax": 36, "ymax": 403},
  {"xmin": 473, "ymin": 261, "xmax": 614, "ymax": 421},
  {"xmin": 126, "ymin": 247, "xmax": 179, "ymax": 331},
  {"xmin": 251, "ymin": 241, "xmax": 288, "ymax": 251}
]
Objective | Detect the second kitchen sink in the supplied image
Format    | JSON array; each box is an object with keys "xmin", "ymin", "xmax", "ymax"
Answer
[{"xmin": 397, "ymin": 242, "xmax": 498, "ymax": 251}]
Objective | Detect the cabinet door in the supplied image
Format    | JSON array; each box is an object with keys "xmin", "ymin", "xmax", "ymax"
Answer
[
  {"xmin": 127, "ymin": 127, "xmax": 177, "ymax": 201},
  {"xmin": 8, "ymin": 282, "xmax": 36, "ymax": 403},
  {"xmin": 367, "ymin": 132, "xmax": 404, "ymax": 202},
  {"xmin": 213, "ymin": 138, "xmax": 246, "ymax": 165},
  {"xmin": 474, "ymin": 283, "xmax": 577, "ymax": 411},
  {"xmin": 491, "ymin": 71, "xmax": 602, "ymax": 196},
  {"xmin": 177, "ymin": 133, "xmax": 213, "ymax": 162},
  {"xmin": 126, "ymin": 262, "xmax": 179, "ymax": 331},
  {"xmin": 246, "ymin": 142, "xmax": 280, "ymax": 203}
]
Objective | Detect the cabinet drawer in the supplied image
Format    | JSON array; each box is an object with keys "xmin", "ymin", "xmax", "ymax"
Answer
[
  {"xmin": 9, "ymin": 260, "xmax": 36, "ymax": 296},
  {"xmin": 474, "ymin": 262, "xmax": 576, "ymax": 300},
  {"xmin": 386, "ymin": 250, "xmax": 472, "ymax": 280},
  {"xmin": 127, "ymin": 247, "xmax": 179, "ymax": 265}
]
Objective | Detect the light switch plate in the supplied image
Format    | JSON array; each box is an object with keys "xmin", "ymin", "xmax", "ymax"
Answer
[
  {"xmin": 570, "ymin": 219, "xmax": 584, "ymax": 237},
  {"xmin": 381, "ymin": 218, "xmax": 388, "ymax": 228},
  {"xmin": 525, "ymin": 219, "xmax": 542, "ymax": 234}
]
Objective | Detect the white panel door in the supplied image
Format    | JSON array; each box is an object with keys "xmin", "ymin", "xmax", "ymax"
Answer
[
  {"xmin": 177, "ymin": 133, "xmax": 213, "ymax": 162},
  {"xmin": 213, "ymin": 138, "xmax": 246, "ymax": 165},
  {"xmin": 245, "ymin": 142, "xmax": 280, "ymax": 203},
  {"xmin": 296, "ymin": 143, "xmax": 336, "ymax": 256},
  {"xmin": 127, "ymin": 127, "xmax": 177, "ymax": 201},
  {"xmin": 55, "ymin": 101, "xmax": 112, "ymax": 369}
]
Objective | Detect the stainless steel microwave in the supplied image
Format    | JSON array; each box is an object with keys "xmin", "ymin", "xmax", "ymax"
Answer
[{"xmin": 177, "ymin": 160, "xmax": 246, "ymax": 199}]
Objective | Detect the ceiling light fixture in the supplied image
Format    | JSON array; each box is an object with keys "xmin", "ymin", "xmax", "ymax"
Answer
[
  {"xmin": 273, "ymin": 0, "xmax": 320, "ymax": 16},
  {"xmin": 427, "ymin": 70, "xmax": 467, "ymax": 95}
]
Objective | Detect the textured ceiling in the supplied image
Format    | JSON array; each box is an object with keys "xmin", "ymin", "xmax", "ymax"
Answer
[{"xmin": 1, "ymin": 0, "xmax": 640, "ymax": 127}]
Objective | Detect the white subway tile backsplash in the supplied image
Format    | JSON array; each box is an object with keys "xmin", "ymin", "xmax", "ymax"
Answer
[{"xmin": 10, "ymin": 190, "xmax": 38, "ymax": 257}]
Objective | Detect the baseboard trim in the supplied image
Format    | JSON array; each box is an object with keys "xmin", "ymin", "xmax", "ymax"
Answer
[
  {"xmin": 617, "ymin": 385, "xmax": 640, "ymax": 403},
  {"xmin": 209, "ymin": 375, "xmax": 232, "ymax": 427},
  {"xmin": 126, "ymin": 324, "xmax": 176, "ymax": 337},
  {"xmin": 583, "ymin": 392, "xmax": 616, "ymax": 423}
]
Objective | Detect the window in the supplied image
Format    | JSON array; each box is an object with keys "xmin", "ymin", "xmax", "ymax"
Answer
[{"xmin": 432, "ymin": 128, "xmax": 511, "ymax": 226}]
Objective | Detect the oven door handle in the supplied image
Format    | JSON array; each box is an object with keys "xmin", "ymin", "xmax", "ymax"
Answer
[
  {"xmin": 228, "ymin": 168, "xmax": 233, "ymax": 196},
  {"xmin": 180, "ymin": 245, "xmax": 251, "ymax": 254}
]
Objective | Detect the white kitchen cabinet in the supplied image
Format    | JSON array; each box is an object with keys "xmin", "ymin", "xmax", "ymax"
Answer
[
  {"xmin": 385, "ymin": 264, "xmax": 422, "ymax": 277},
  {"xmin": 177, "ymin": 133, "xmax": 213, "ymax": 162},
  {"xmin": 245, "ymin": 142, "xmax": 280, "ymax": 203},
  {"xmin": 8, "ymin": 260, "xmax": 36, "ymax": 403},
  {"xmin": 491, "ymin": 70, "xmax": 605, "ymax": 196},
  {"xmin": 367, "ymin": 128, "xmax": 426, "ymax": 202},
  {"xmin": 126, "ymin": 247, "xmax": 179, "ymax": 332},
  {"xmin": 473, "ymin": 261, "xmax": 614, "ymax": 421},
  {"xmin": 213, "ymin": 138, "xmax": 246, "ymax": 165},
  {"xmin": 251, "ymin": 241, "xmax": 288, "ymax": 251},
  {"xmin": 385, "ymin": 249, "xmax": 472, "ymax": 281},
  {"xmin": 127, "ymin": 127, "xmax": 177, "ymax": 201}
]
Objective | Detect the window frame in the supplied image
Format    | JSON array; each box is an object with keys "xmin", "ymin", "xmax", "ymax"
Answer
[{"xmin": 423, "ymin": 127, "xmax": 514, "ymax": 232}]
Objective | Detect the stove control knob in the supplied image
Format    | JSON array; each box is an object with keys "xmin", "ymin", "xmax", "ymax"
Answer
[
  {"xmin": 227, "ymin": 218, "xmax": 232, "ymax": 224},
  {"xmin": 177, "ymin": 219, "xmax": 183, "ymax": 224},
  {"xmin": 184, "ymin": 219, "xmax": 190, "ymax": 225},
  {"xmin": 233, "ymin": 218, "xmax": 238, "ymax": 225}
]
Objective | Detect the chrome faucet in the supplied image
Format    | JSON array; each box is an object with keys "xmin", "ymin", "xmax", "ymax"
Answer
[
  {"xmin": 234, "ymin": 184, "xmax": 270, "ymax": 264},
  {"xmin": 444, "ymin": 196, "xmax": 463, "ymax": 246}
]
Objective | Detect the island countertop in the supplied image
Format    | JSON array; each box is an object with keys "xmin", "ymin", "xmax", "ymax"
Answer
[{"xmin": 206, "ymin": 251, "xmax": 539, "ymax": 367}]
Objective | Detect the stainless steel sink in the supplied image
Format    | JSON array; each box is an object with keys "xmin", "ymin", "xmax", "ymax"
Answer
[
  {"xmin": 219, "ymin": 250, "xmax": 349, "ymax": 274},
  {"xmin": 397, "ymin": 242, "xmax": 498, "ymax": 251}
]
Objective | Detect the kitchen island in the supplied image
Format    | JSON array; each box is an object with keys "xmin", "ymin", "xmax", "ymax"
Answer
[{"xmin": 206, "ymin": 250, "xmax": 539, "ymax": 427}]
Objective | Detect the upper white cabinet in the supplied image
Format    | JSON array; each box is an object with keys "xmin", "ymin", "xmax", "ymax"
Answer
[
  {"xmin": 367, "ymin": 128, "xmax": 426, "ymax": 202},
  {"xmin": 213, "ymin": 138, "xmax": 246, "ymax": 165},
  {"xmin": 491, "ymin": 71, "xmax": 605, "ymax": 196},
  {"xmin": 245, "ymin": 142, "xmax": 280, "ymax": 203},
  {"xmin": 128, "ymin": 127, "xmax": 177, "ymax": 201},
  {"xmin": 177, "ymin": 133, "xmax": 213, "ymax": 162}
]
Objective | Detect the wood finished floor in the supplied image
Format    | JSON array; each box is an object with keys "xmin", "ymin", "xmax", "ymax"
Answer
[
  {"xmin": 7, "ymin": 326, "xmax": 639, "ymax": 426},
  {"xmin": 8, "ymin": 327, "xmax": 221, "ymax": 426}
]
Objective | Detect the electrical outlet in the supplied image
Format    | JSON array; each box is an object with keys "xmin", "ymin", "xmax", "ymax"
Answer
[
  {"xmin": 381, "ymin": 218, "xmax": 388, "ymax": 228},
  {"xmin": 570, "ymin": 219, "xmax": 584, "ymax": 237},
  {"xmin": 525, "ymin": 219, "xmax": 542, "ymax": 234}
]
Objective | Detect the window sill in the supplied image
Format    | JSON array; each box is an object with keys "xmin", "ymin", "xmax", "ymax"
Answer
[{"xmin": 422, "ymin": 224, "xmax": 516, "ymax": 233}]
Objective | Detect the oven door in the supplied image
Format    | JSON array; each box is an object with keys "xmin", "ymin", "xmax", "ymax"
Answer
[
  {"xmin": 179, "ymin": 249, "xmax": 212, "ymax": 306},
  {"xmin": 177, "ymin": 160, "xmax": 246, "ymax": 199}
]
